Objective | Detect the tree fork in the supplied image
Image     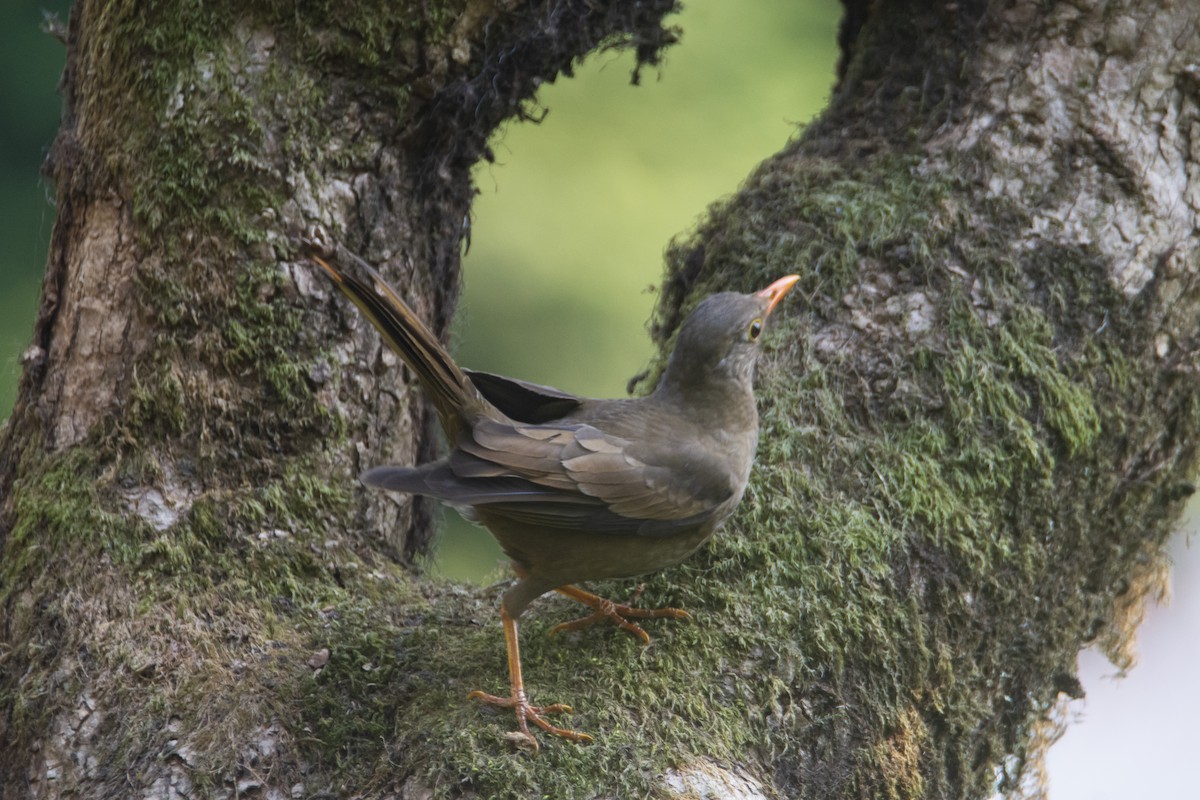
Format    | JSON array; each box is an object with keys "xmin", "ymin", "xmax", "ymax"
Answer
[{"xmin": 2, "ymin": 1, "xmax": 1198, "ymax": 798}]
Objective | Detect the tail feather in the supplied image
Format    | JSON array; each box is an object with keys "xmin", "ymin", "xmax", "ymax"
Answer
[
  {"xmin": 362, "ymin": 463, "xmax": 594, "ymax": 506},
  {"xmin": 311, "ymin": 252, "xmax": 476, "ymax": 436}
]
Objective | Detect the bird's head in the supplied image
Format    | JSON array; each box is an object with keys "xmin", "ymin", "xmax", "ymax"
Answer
[{"xmin": 660, "ymin": 274, "xmax": 800, "ymax": 392}]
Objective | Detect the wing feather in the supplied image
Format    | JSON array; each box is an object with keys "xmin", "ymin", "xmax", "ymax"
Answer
[
  {"xmin": 451, "ymin": 415, "xmax": 735, "ymax": 529},
  {"xmin": 366, "ymin": 407, "xmax": 739, "ymax": 536}
]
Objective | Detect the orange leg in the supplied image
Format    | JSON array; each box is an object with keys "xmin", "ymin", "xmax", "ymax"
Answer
[
  {"xmin": 550, "ymin": 583, "xmax": 691, "ymax": 645},
  {"xmin": 468, "ymin": 606, "xmax": 594, "ymax": 751}
]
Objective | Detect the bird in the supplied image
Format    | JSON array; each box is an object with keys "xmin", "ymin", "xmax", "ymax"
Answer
[{"xmin": 307, "ymin": 238, "xmax": 798, "ymax": 750}]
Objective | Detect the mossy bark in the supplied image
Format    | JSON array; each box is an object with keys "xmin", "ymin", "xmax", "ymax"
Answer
[{"xmin": 1, "ymin": 1, "xmax": 1197, "ymax": 799}]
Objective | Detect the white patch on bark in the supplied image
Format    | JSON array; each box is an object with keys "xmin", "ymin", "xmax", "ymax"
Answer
[
  {"xmin": 661, "ymin": 759, "xmax": 772, "ymax": 800},
  {"xmin": 120, "ymin": 460, "xmax": 200, "ymax": 531},
  {"xmin": 25, "ymin": 688, "xmax": 103, "ymax": 799}
]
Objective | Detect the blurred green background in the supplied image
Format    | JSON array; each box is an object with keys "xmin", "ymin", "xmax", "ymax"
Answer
[{"xmin": 0, "ymin": 1, "xmax": 73, "ymax": 419}]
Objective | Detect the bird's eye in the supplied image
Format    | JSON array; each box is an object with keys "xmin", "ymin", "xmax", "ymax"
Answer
[{"xmin": 747, "ymin": 318, "xmax": 764, "ymax": 340}]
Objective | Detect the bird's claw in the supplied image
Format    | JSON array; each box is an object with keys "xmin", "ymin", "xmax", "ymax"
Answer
[
  {"xmin": 468, "ymin": 689, "xmax": 594, "ymax": 751},
  {"xmin": 549, "ymin": 593, "xmax": 691, "ymax": 645}
]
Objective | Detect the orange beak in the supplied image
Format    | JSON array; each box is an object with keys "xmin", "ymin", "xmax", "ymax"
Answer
[{"xmin": 756, "ymin": 274, "xmax": 800, "ymax": 317}]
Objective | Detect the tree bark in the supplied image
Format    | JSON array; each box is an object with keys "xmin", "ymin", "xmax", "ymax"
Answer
[{"xmin": 2, "ymin": 1, "xmax": 1197, "ymax": 799}]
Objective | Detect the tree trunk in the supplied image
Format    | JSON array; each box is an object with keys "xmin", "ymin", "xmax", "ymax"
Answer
[{"xmin": 2, "ymin": 1, "xmax": 1196, "ymax": 799}]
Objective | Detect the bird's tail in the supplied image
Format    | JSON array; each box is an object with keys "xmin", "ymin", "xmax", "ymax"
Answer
[{"xmin": 309, "ymin": 247, "xmax": 476, "ymax": 435}]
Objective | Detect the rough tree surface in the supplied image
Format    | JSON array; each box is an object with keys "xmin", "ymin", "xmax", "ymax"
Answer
[{"xmin": 1, "ymin": 1, "xmax": 1197, "ymax": 799}]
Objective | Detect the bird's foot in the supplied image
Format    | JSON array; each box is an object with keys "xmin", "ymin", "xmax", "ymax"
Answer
[
  {"xmin": 467, "ymin": 688, "xmax": 594, "ymax": 752},
  {"xmin": 550, "ymin": 584, "xmax": 691, "ymax": 645}
]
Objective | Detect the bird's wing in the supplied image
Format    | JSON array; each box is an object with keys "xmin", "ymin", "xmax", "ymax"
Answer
[
  {"xmin": 463, "ymin": 369, "xmax": 582, "ymax": 424},
  {"xmin": 454, "ymin": 417, "xmax": 737, "ymax": 524},
  {"xmin": 362, "ymin": 461, "xmax": 710, "ymax": 536}
]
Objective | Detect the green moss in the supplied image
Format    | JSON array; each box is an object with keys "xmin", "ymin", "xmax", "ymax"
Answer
[
  {"xmin": 328, "ymin": 598, "xmax": 753, "ymax": 796},
  {"xmin": 84, "ymin": 0, "xmax": 451, "ymax": 248},
  {"xmin": 0, "ymin": 447, "xmax": 114, "ymax": 750},
  {"xmin": 679, "ymin": 153, "xmax": 947, "ymax": 306},
  {"xmin": 0, "ymin": 432, "xmax": 364, "ymax": 781},
  {"xmin": 1, "ymin": 448, "xmax": 111, "ymax": 602}
]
